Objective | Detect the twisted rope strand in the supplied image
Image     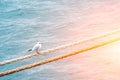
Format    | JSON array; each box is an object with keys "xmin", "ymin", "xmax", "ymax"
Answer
[
  {"xmin": 0, "ymin": 29, "xmax": 120, "ymax": 66},
  {"xmin": 0, "ymin": 34, "xmax": 120, "ymax": 76}
]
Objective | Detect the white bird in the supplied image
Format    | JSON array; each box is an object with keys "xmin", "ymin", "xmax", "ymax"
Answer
[{"xmin": 28, "ymin": 42, "xmax": 42, "ymax": 54}]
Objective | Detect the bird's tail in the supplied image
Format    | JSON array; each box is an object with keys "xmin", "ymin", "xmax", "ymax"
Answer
[{"xmin": 28, "ymin": 49, "xmax": 32, "ymax": 52}]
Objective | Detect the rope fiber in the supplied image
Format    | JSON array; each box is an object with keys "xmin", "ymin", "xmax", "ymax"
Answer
[
  {"xmin": 0, "ymin": 33, "xmax": 120, "ymax": 76},
  {"xmin": 0, "ymin": 29, "xmax": 120, "ymax": 66}
]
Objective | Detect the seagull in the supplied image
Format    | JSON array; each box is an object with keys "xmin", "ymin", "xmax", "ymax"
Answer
[{"xmin": 28, "ymin": 41, "xmax": 42, "ymax": 54}]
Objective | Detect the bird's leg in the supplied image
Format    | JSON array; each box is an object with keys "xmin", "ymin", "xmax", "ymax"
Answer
[{"xmin": 36, "ymin": 48, "xmax": 41, "ymax": 54}]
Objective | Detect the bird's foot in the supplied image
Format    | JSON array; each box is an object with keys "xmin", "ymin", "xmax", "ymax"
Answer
[{"xmin": 37, "ymin": 52, "xmax": 41, "ymax": 54}]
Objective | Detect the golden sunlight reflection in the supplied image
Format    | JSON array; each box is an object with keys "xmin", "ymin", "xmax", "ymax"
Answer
[
  {"xmin": 57, "ymin": 8, "xmax": 120, "ymax": 78},
  {"xmin": 58, "ymin": 40, "xmax": 120, "ymax": 79},
  {"xmin": 55, "ymin": 1, "xmax": 120, "ymax": 79},
  {"xmin": 71, "ymin": 41, "xmax": 120, "ymax": 80},
  {"xmin": 101, "ymin": 40, "xmax": 120, "ymax": 64}
]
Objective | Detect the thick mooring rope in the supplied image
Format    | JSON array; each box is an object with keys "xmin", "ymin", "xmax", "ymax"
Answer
[
  {"xmin": 0, "ymin": 34, "xmax": 120, "ymax": 76},
  {"xmin": 0, "ymin": 29, "xmax": 120, "ymax": 66}
]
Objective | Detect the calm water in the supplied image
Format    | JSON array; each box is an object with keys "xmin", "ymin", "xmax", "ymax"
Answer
[{"xmin": 0, "ymin": 0, "xmax": 120, "ymax": 80}]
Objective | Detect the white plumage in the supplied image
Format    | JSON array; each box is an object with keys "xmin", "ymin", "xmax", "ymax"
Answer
[
  {"xmin": 32, "ymin": 42, "xmax": 42, "ymax": 51},
  {"xmin": 28, "ymin": 42, "xmax": 42, "ymax": 54}
]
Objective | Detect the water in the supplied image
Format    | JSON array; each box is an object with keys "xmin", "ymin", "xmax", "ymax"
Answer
[{"xmin": 0, "ymin": 0, "xmax": 120, "ymax": 80}]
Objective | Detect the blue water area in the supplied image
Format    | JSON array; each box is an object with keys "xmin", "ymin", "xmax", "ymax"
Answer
[{"xmin": 0, "ymin": 0, "xmax": 81, "ymax": 80}]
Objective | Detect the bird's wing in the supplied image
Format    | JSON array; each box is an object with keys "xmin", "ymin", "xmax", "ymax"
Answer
[
  {"xmin": 32, "ymin": 44, "xmax": 39, "ymax": 50},
  {"xmin": 28, "ymin": 49, "xmax": 32, "ymax": 52}
]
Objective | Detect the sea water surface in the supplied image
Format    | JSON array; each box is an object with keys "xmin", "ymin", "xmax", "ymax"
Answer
[{"xmin": 0, "ymin": 0, "xmax": 120, "ymax": 80}]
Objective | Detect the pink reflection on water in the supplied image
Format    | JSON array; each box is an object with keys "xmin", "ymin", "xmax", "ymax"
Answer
[
  {"xmin": 55, "ymin": 1, "xmax": 120, "ymax": 80},
  {"xmin": 55, "ymin": 41, "xmax": 120, "ymax": 80}
]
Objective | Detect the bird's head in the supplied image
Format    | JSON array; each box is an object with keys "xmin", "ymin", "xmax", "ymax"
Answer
[{"xmin": 37, "ymin": 41, "xmax": 41, "ymax": 44}]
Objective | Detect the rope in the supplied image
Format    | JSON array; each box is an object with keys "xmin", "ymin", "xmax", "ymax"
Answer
[
  {"xmin": 0, "ymin": 34, "xmax": 120, "ymax": 76},
  {"xmin": 0, "ymin": 29, "xmax": 120, "ymax": 66}
]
